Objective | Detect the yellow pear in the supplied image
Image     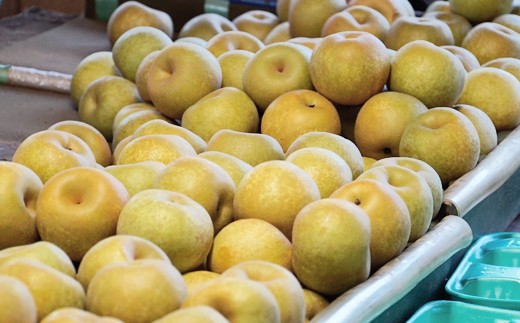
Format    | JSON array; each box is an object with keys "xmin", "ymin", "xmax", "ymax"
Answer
[
  {"xmin": 369, "ymin": 157, "xmax": 444, "ymax": 220},
  {"xmin": 384, "ymin": 16, "xmax": 454, "ymax": 51},
  {"xmin": 425, "ymin": 1, "xmax": 451, "ymax": 14},
  {"xmin": 399, "ymin": 107, "xmax": 481, "ymax": 184},
  {"xmin": 132, "ymin": 119, "xmax": 207, "ymax": 154},
  {"xmin": 151, "ymin": 306, "xmax": 228, "ymax": 323},
  {"xmin": 221, "ymin": 260, "xmax": 305, "ymax": 323},
  {"xmin": 112, "ymin": 107, "xmax": 171, "ymax": 149},
  {"xmin": 112, "ymin": 26, "xmax": 173, "ymax": 82},
  {"xmin": 182, "ymin": 271, "xmax": 220, "ymax": 295},
  {"xmin": 147, "ymin": 43, "xmax": 222, "ymax": 120},
  {"xmin": 389, "ymin": 40, "xmax": 466, "ymax": 108},
  {"xmin": 207, "ymin": 218, "xmax": 292, "ymax": 274},
  {"xmin": 482, "ymin": 57, "xmax": 520, "ymax": 81},
  {"xmin": 358, "ymin": 164, "xmax": 434, "ymax": 242},
  {"xmin": 260, "ymin": 89, "xmax": 342, "ymax": 152},
  {"xmin": 70, "ymin": 51, "xmax": 119, "ymax": 107},
  {"xmin": 232, "ymin": 10, "xmax": 280, "ymax": 41},
  {"xmin": 462, "ymin": 22, "xmax": 520, "ymax": 65},
  {"xmin": 116, "ymin": 134, "xmax": 197, "ymax": 165},
  {"xmin": 107, "ymin": 1, "xmax": 173, "ymax": 45},
  {"xmin": 0, "ymin": 275, "xmax": 37, "ymax": 323},
  {"xmin": 36, "ymin": 167, "xmax": 130, "ymax": 262},
  {"xmin": 453, "ymin": 104, "xmax": 498, "ymax": 158},
  {"xmin": 286, "ymin": 147, "xmax": 353, "ymax": 198},
  {"xmin": 104, "ymin": 161, "xmax": 166, "ymax": 196},
  {"xmin": 206, "ymin": 30, "xmax": 264, "ymax": 58},
  {"xmin": 331, "ymin": 179, "xmax": 411, "ymax": 269},
  {"xmin": 48, "ymin": 120, "xmax": 112, "ymax": 168},
  {"xmin": 291, "ymin": 198, "xmax": 371, "ymax": 295},
  {"xmin": 153, "ymin": 156, "xmax": 236, "ymax": 234},
  {"xmin": 116, "ymin": 190, "xmax": 214, "ymax": 273},
  {"xmin": 0, "ymin": 259, "xmax": 85, "ymax": 321},
  {"xmin": 112, "ymin": 102, "xmax": 158, "ymax": 131},
  {"xmin": 0, "ymin": 241, "xmax": 75, "ymax": 278},
  {"xmin": 289, "ymin": 0, "xmax": 346, "ymax": 37},
  {"xmin": 354, "ymin": 91, "xmax": 428, "ymax": 160},
  {"xmin": 285, "ymin": 131, "xmax": 364, "ymax": 179},
  {"xmin": 217, "ymin": 49, "xmax": 254, "ymax": 91},
  {"xmin": 457, "ymin": 67, "xmax": 520, "ymax": 131},
  {"xmin": 493, "ymin": 14, "xmax": 520, "ymax": 34},
  {"xmin": 233, "ymin": 160, "xmax": 320, "ymax": 240},
  {"xmin": 303, "ymin": 289, "xmax": 329, "ymax": 323},
  {"xmin": 423, "ymin": 10, "xmax": 472, "ymax": 46},
  {"xmin": 348, "ymin": 0, "xmax": 414, "ymax": 24},
  {"xmin": 321, "ymin": 5, "xmax": 390, "ymax": 40},
  {"xmin": 206, "ymin": 129, "xmax": 285, "ymax": 166},
  {"xmin": 310, "ymin": 31, "xmax": 391, "ymax": 106},
  {"xmin": 198, "ymin": 150, "xmax": 253, "ymax": 188},
  {"xmin": 0, "ymin": 162, "xmax": 42, "ymax": 249},
  {"xmin": 243, "ymin": 42, "xmax": 313, "ymax": 111},
  {"xmin": 76, "ymin": 234, "xmax": 171, "ymax": 290},
  {"xmin": 181, "ymin": 87, "xmax": 260, "ymax": 142},
  {"xmin": 135, "ymin": 51, "xmax": 160, "ymax": 102},
  {"xmin": 264, "ymin": 22, "xmax": 292, "ymax": 44},
  {"xmin": 449, "ymin": 0, "xmax": 514, "ymax": 23},
  {"xmin": 86, "ymin": 259, "xmax": 187, "ymax": 323},
  {"xmin": 441, "ymin": 45, "xmax": 481, "ymax": 72},
  {"xmin": 181, "ymin": 277, "xmax": 281, "ymax": 323},
  {"xmin": 178, "ymin": 13, "xmax": 237, "ymax": 41},
  {"xmin": 40, "ymin": 307, "xmax": 124, "ymax": 323}
]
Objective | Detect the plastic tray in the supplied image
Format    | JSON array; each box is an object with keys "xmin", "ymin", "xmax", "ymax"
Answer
[
  {"xmin": 407, "ymin": 300, "xmax": 520, "ymax": 323},
  {"xmin": 445, "ymin": 232, "xmax": 520, "ymax": 310}
]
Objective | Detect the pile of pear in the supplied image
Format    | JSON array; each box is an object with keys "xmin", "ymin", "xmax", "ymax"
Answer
[{"xmin": 1, "ymin": 0, "xmax": 520, "ymax": 322}]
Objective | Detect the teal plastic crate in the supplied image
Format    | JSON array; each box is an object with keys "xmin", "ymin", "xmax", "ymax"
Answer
[
  {"xmin": 445, "ymin": 232, "xmax": 520, "ymax": 310},
  {"xmin": 407, "ymin": 300, "xmax": 520, "ymax": 322}
]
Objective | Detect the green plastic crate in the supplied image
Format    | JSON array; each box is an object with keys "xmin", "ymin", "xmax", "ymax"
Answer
[
  {"xmin": 407, "ymin": 300, "xmax": 520, "ymax": 322},
  {"xmin": 445, "ymin": 232, "xmax": 520, "ymax": 310}
]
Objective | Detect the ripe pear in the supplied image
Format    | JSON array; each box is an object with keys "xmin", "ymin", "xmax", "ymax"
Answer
[
  {"xmin": 457, "ymin": 67, "xmax": 520, "ymax": 132},
  {"xmin": 0, "ymin": 241, "xmax": 75, "ymax": 277},
  {"xmin": 182, "ymin": 271, "xmax": 220, "ymax": 295},
  {"xmin": 86, "ymin": 259, "xmax": 187, "ymax": 323},
  {"xmin": 232, "ymin": 10, "xmax": 280, "ymax": 41},
  {"xmin": 348, "ymin": 0, "xmax": 414, "ymax": 24},
  {"xmin": 303, "ymin": 289, "xmax": 330, "ymax": 322},
  {"xmin": 104, "ymin": 161, "xmax": 166, "ymax": 196},
  {"xmin": 243, "ymin": 42, "xmax": 314, "ymax": 111},
  {"xmin": 181, "ymin": 277, "xmax": 281, "ymax": 323},
  {"xmin": 233, "ymin": 160, "xmax": 321, "ymax": 240},
  {"xmin": 70, "ymin": 51, "xmax": 119, "ymax": 107},
  {"xmin": 0, "ymin": 259, "xmax": 85, "ymax": 321},
  {"xmin": 425, "ymin": 1, "xmax": 451, "ymax": 14},
  {"xmin": 76, "ymin": 234, "xmax": 171, "ymax": 290},
  {"xmin": 449, "ymin": 0, "xmax": 514, "ymax": 23},
  {"xmin": 310, "ymin": 31, "xmax": 391, "ymax": 106},
  {"xmin": 358, "ymin": 165, "xmax": 434, "ymax": 242},
  {"xmin": 181, "ymin": 87, "xmax": 260, "ymax": 142},
  {"xmin": 264, "ymin": 22, "xmax": 292, "ymax": 44},
  {"xmin": 79, "ymin": 75, "xmax": 142, "ymax": 141},
  {"xmin": 289, "ymin": 0, "xmax": 346, "ymax": 37},
  {"xmin": 135, "ymin": 51, "xmax": 160, "ymax": 102},
  {"xmin": 399, "ymin": 107, "xmax": 481, "ymax": 184},
  {"xmin": 151, "ymin": 306, "xmax": 228, "ymax": 323},
  {"xmin": 208, "ymin": 218, "xmax": 292, "ymax": 274},
  {"xmin": 40, "ymin": 308, "xmax": 124, "ymax": 323},
  {"xmin": 206, "ymin": 129, "xmax": 285, "ymax": 166},
  {"xmin": 321, "ymin": 5, "xmax": 390, "ymax": 40},
  {"xmin": 441, "ymin": 45, "xmax": 481, "ymax": 72},
  {"xmin": 462, "ymin": 22, "xmax": 520, "ymax": 65},
  {"xmin": 132, "ymin": 119, "xmax": 207, "ymax": 154},
  {"xmin": 292, "ymin": 198, "xmax": 371, "ymax": 295},
  {"xmin": 198, "ymin": 151, "xmax": 253, "ymax": 188},
  {"xmin": 112, "ymin": 107, "xmax": 171, "ymax": 149},
  {"xmin": 277, "ymin": 0, "xmax": 291, "ymax": 21},
  {"xmin": 147, "ymin": 43, "xmax": 222, "ymax": 120},
  {"xmin": 107, "ymin": 1, "xmax": 173, "ymax": 46},
  {"xmin": 384, "ymin": 16, "xmax": 454, "ymax": 51},
  {"xmin": 153, "ymin": 156, "xmax": 236, "ymax": 234},
  {"xmin": 482, "ymin": 57, "xmax": 520, "ymax": 81},
  {"xmin": 423, "ymin": 10, "xmax": 472, "ymax": 46},
  {"xmin": 0, "ymin": 162, "xmax": 42, "ymax": 249},
  {"xmin": 285, "ymin": 131, "xmax": 364, "ymax": 179},
  {"xmin": 218, "ymin": 50, "xmax": 254, "ymax": 91},
  {"xmin": 389, "ymin": 40, "xmax": 466, "ymax": 108},
  {"xmin": 206, "ymin": 31, "xmax": 264, "ymax": 58},
  {"xmin": 112, "ymin": 26, "xmax": 172, "ymax": 82},
  {"xmin": 112, "ymin": 102, "xmax": 158, "ymax": 131},
  {"xmin": 453, "ymin": 104, "xmax": 498, "ymax": 159},
  {"xmin": 354, "ymin": 91, "xmax": 428, "ymax": 160},
  {"xmin": 331, "ymin": 179, "xmax": 411, "ymax": 269},
  {"xmin": 493, "ymin": 14, "xmax": 520, "ymax": 34},
  {"xmin": 178, "ymin": 13, "xmax": 237, "ymax": 41},
  {"xmin": 0, "ymin": 275, "xmax": 37, "ymax": 323}
]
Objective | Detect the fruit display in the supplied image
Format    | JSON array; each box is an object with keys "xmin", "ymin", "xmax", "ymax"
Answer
[{"xmin": 1, "ymin": 0, "xmax": 520, "ymax": 322}]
